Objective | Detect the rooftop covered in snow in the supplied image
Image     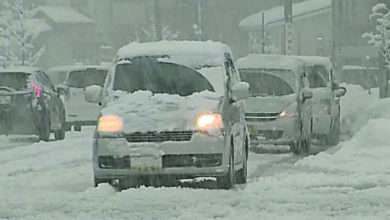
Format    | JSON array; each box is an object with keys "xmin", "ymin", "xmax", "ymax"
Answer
[
  {"xmin": 236, "ymin": 54, "xmax": 305, "ymax": 71},
  {"xmin": 239, "ymin": 0, "xmax": 331, "ymax": 31},
  {"xmin": 116, "ymin": 41, "xmax": 232, "ymax": 68},
  {"xmin": 33, "ymin": 6, "xmax": 94, "ymax": 24}
]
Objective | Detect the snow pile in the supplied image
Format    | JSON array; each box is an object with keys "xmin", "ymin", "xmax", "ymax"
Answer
[
  {"xmin": 102, "ymin": 90, "xmax": 221, "ymax": 132},
  {"xmin": 340, "ymin": 84, "xmax": 380, "ymax": 137}
]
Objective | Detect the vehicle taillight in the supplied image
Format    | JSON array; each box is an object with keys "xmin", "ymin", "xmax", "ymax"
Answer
[{"xmin": 31, "ymin": 82, "xmax": 41, "ymax": 98}]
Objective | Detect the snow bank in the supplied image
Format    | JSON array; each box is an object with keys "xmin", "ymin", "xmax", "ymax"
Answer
[{"xmin": 340, "ymin": 84, "xmax": 384, "ymax": 137}]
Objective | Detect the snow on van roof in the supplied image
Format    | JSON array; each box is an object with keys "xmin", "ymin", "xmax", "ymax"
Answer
[
  {"xmin": 292, "ymin": 56, "xmax": 332, "ymax": 71},
  {"xmin": 0, "ymin": 66, "xmax": 40, "ymax": 74},
  {"xmin": 116, "ymin": 41, "xmax": 232, "ymax": 68},
  {"xmin": 236, "ymin": 54, "xmax": 304, "ymax": 71}
]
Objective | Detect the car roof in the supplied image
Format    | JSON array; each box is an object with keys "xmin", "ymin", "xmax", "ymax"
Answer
[
  {"xmin": 0, "ymin": 66, "xmax": 40, "ymax": 74},
  {"xmin": 236, "ymin": 54, "xmax": 305, "ymax": 74},
  {"xmin": 48, "ymin": 64, "xmax": 109, "ymax": 72},
  {"xmin": 116, "ymin": 40, "xmax": 232, "ymax": 68},
  {"xmin": 292, "ymin": 56, "xmax": 332, "ymax": 72}
]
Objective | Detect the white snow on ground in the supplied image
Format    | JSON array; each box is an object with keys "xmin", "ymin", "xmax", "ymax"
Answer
[{"xmin": 1, "ymin": 84, "xmax": 390, "ymax": 219}]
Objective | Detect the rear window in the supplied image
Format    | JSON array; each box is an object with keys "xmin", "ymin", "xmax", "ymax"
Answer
[
  {"xmin": 0, "ymin": 72, "xmax": 29, "ymax": 90},
  {"xmin": 240, "ymin": 70, "xmax": 294, "ymax": 97},
  {"xmin": 66, "ymin": 69, "xmax": 107, "ymax": 88}
]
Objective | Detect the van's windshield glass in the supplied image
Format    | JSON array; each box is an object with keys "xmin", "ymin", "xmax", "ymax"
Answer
[
  {"xmin": 240, "ymin": 71, "xmax": 294, "ymax": 97},
  {"xmin": 113, "ymin": 58, "xmax": 215, "ymax": 96},
  {"xmin": 66, "ymin": 69, "xmax": 107, "ymax": 88}
]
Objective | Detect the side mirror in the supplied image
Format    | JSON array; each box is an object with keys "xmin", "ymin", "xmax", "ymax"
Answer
[
  {"xmin": 335, "ymin": 86, "xmax": 347, "ymax": 97},
  {"xmin": 302, "ymin": 89, "xmax": 313, "ymax": 102},
  {"xmin": 231, "ymin": 82, "xmax": 250, "ymax": 101},
  {"xmin": 85, "ymin": 85, "xmax": 103, "ymax": 103}
]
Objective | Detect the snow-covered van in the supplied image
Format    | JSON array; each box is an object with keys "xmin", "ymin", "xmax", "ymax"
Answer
[
  {"xmin": 53, "ymin": 65, "xmax": 109, "ymax": 131},
  {"xmin": 237, "ymin": 54, "xmax": 313, "ymax": 154},
  {"xmin": 295, "ymin": 56, "xmax": 347, "ymax": 145},
  {"xmin": 85, "ymin": 41, "xmax": 250, "ymax": 189}
]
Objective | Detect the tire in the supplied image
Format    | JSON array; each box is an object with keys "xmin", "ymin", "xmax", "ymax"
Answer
[
  {"xmin": 54, "ymin": 123, "xmax": 66, "ymax": 140},
  {"xmin": 290, "ymin": 139, "xmax": 303, "ymax": 155},
  {"xmin": 217, "ymin": 146, "xmax": 235, "ymax": 189},
  {"xmin": 39, "ymin": 115, "xmax": 51, "ymax": 142},
  {"xmin": 326, "ymin": 116, "xmax": 340, "ymax": 146},
  {"xmin": 74, "ymin": 125, "xmax": 82, "ymax": 132},
  {"xmin": 236, "ymin": 138, "xmax": 248, "ymax": 184}
]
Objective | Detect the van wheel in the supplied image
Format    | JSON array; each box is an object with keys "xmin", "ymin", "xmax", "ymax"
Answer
[
  {"xmin": 326, "ymin": 116, "xmax": 340, "ymax": 146},
  {"xmin": 236, "ymin": 138, "xmax": 248, "ymax": 184},
  {"xmin": 74, "ymin": 125, "xmax": 82, "ymax": 132},
  {"xmin": 39, "ymin": 115, "xmax": 51, "ymax": 142},
  {"xmin": 217, "ymin": 147, "xmax": 235, "ymax": 189},
  {"xmin": 54, "ymin": 122, "xmax": 66, "ymax": 140}
]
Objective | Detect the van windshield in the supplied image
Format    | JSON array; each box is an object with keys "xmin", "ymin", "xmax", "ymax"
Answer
[
  {"xmin": 113, "ymin": 58, "xmax": 215, "ymax": 96},
  {"xmin": 66, "ymin": 69, "xmax": 107, "ymax": 88},
  {"xmin": 240, "ymin": 71, "xmax": 294, "ymax": 97}
]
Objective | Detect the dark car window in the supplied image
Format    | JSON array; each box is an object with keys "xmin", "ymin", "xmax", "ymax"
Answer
[
  {"xmin": 113, "ymin": 58, "xmax": 215, "ymax": 96},
  {"xmin": 240, "ymin": 71, "xmax": 294, "ymax": 97},
  {"xmin": 66, "ymin": 69, "xmax": 107, "ymax": 88},
  {"xmin": 48, "ymin": 70, "xmax": 67, "ymax": 85},
  {"xmin": 0, "ymin": 72, "xmax": 29, "ymax": 90},
  {"xmin": 36, "ymin": 71, "xmax": 55, "ymax": 91},
  {"xmin": 307, "ymin": 72, "xmax": 327, "ymax": 88}
]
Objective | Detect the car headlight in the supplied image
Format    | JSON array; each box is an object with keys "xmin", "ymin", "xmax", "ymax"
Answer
[
  {"xmin": 196, "ymin": 113, "xmax": 224, "ymax": 131},
  {"xmin": 98, "ymin": 115, "xmax": 123, "ymax": 133},
  {"xmin": 280, "ymin": 110, "xmax": 296, "ymax": 118}
]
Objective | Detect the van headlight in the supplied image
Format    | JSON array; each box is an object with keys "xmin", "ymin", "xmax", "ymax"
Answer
[
  {"xmin": 97, "ymin": 115, "xmax": 123, "ymax": 133},
  {"xmin": 196, "ymin": 113, "xmax": 224, "ymax": 134}
]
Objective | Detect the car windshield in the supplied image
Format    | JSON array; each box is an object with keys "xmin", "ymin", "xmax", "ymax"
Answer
[
  {"xmin": 48, "ymin": 70, "xmax": 67, "ymax": 85},
  {"xmin": 113, "ymin": 58, "xmax": 215, "ymax": 96},
  {"xmin": 240, "ymin": 70, "xmax": 294, "ymax": 97},
  {"xmin": 66, "ymin": 69, "xmax": 107, "ymax": 88},
  {"xmin": 0, "ymin": 72, "xmax": 28, "ymax": 90}
]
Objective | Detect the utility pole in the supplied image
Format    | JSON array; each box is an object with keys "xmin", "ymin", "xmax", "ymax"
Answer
[
  {"xmin": 196, "ymin": 0, "xmax": 203, "ymax": 40},
  {"xmin": 261, "ymin": 12, "xmax": 265, "ymax": 53},
  {"xmin": 283, "ymin": 0, "xmax": 293, "ymax": 55},
  {"xmin": 153, "ymin": 0, "xmax": 162, "ymax": 41}
]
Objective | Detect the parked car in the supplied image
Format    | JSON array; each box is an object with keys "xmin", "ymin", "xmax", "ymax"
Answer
[
  {"xmin": 295, "ymin": 56, "xmax": 347, "ymax": 145},
  {"xmin": 55, "ymin": 65, "xmax": 109, "ymax": 131},
  {"xmin": 236, "ymin": 54, "xmax": 313, "ymax": 155},
  {"xmin": 86, "ymin": 41, "xmax": 250, "ymax": 189},
  {"xmin": 0, "ymin": 67, "xmax": 66, "ymax": 141}
]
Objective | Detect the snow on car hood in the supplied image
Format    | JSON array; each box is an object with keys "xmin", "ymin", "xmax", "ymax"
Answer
[
  {"xmin": 245, "ymin": 94, "xmax": 296, "ymax": 113},
  {"xmin": 101, "ymin": 90, "xmax": 222, "ymax": 133}
]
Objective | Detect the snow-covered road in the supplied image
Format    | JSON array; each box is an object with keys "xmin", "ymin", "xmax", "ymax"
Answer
[{"xmin": 1, "ymin": 85, "xmax": 390, "ymax": 220}]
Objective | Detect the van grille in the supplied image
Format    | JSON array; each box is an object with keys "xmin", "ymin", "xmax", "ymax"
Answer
[
  {"xmin": 125, "ymin": 131, "xmax": 194, "ymax": 143},
  {"xmin": 245, "ymin": 112, "xmax": 280, "ymax": 121}
]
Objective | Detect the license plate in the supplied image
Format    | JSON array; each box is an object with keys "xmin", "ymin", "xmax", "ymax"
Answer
[
  {"xmin": 131, "ymin": 156, "xmax": 162, "ymax": 172},
  {"xmin": 0, "ymin": 96, "xmax": 11, "ymax": 105}
]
